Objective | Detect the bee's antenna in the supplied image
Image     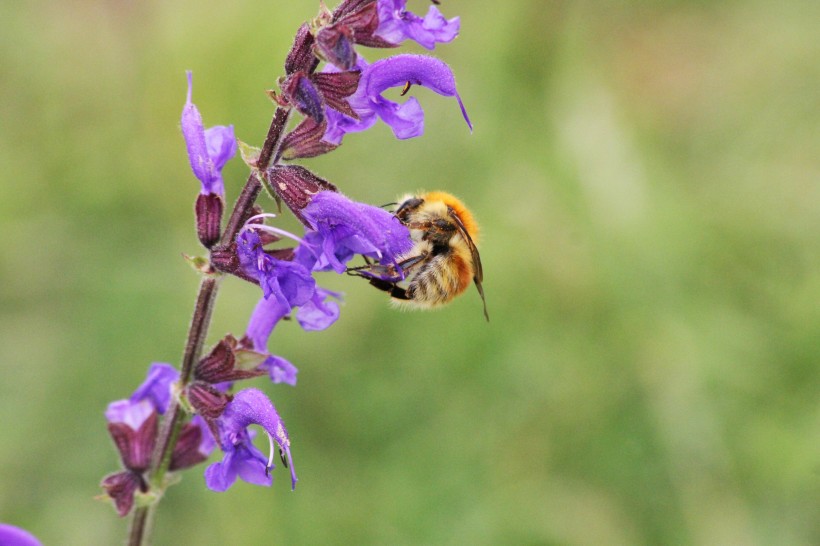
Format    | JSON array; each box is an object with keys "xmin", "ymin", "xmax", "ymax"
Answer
[{"xmin": 379, "ymin": 202, "xmax": 398, "ymax": 209}]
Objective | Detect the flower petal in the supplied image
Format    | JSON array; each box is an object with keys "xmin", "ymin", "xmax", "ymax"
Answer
[
  {"xmin": 236, "ymin": 230, "xmax": 317, "ymax": 307},
  {"xmin": 297, "ymin": 287, "xmax": 342, "ymax": 331},
  {"xmin": 215, "ymin": 389, "xmax": 297, "ymax": 489},
  {"xmin": 204, "ymin": 125, "xmax": 237, "ymax": 173},
  {"xmin": 322, "ymin": 54, "xmax": 471, "ymax": 143},
  {"xmin": 246, "ymin": 295, "xmax": 291, "ymax": 354},
  {"xmin": 204, "ymin": 441, "xmax": 271, "ymax": 492},
  {"xmin": 375, "ymin": 0, "xmax": 460, "ymax": 49},
  {"xmin": 302, "ymin": 191, "xmax": 412, "ymax": 273},
  {"xmin": 130, "ymin": 362, "xmax": 179, "ymax": 414},
  {"xmin": 181, "ymin": 72, "xmax": 236, "ymax": 195},
  {"xmin": 261, "ymin": 355, "xmax": 299, "ymax": 386}
]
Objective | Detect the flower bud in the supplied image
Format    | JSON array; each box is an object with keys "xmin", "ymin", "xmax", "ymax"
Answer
[
  {"xmin": 281, "ymin": 72, "xmax": 326, "ymax": 122},
  {"xmin": 285, "ymin": 23, "xmax": 319, "ymax": 75},
  {"xmin": 195, "ymin": 192, "xmax": 223, "ymax": 248},
  {"xmin": 279, "ymin": 118, "xmax": 339, "ymax": 160}
]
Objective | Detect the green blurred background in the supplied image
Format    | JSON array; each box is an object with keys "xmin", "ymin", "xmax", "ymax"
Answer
[{"xmin": 1, "ymin": 0, "xmax": 819, "ymax": 544}]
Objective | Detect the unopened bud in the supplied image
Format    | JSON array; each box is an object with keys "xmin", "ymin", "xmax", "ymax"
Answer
[
  {"xmin": 195, "ymin": 193, "xmax": 223, "ymax": 248},
  {"xmin": 285, "ymin": 23, "xmax": 320, "ymax": 75},
  {"xmin": 279, "ymin": 118, "xmax": 339, "ymax": 161}
]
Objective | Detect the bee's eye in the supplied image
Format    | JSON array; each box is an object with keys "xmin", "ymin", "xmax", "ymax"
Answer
[{"xmin": 434, "ymin": 218, "xmax": 455, "ymax": 231}]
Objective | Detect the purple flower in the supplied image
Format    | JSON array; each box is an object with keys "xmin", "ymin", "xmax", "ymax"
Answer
[
  {"xmin": 376, "ymin": 0, "xmax": 460, "ymax": 49},
  {"xmin": 260, "ymin": 355, "xmax": 298, "ymax": 386},
  {"xmin": 323, "ymin": 54, "xmax": 472, "ymax": 144},
  {"xmin": 296, "ymin": 287, "xmax": 343, "ymax": 331},
  {"xmin": 0, "ymin": 524, "xmax": 43, "ymax": 546},
  {"xmin": 205, "ymin": 388, "xmax": 297, "ymax": 491},
  {"xmin": 129, "ymin": 362, "xmax": 179, "ymax": 414},
  {"xmin": 298, "ymin": 191, "xmax": 413, "ymax": 273},
  {"xmin": 246, "ymin": 295, "xmax": 291, "ymax": 355},
  {"xmin": 102, "ymin": 362, "xmax": 216, "ymax": 516},
  {"xmin": 105, "ymin": 362, "xmax": 178, "ymax": 424},
  {"xmin": 181, "ymin": 71, "xmax": 237, "ymax": 196},
  {"xmin": 244, "ymin": 280, "xmax": 339, "ymax": 386},
  {"xmin": 236, "ymin": 230, "xmax": 316, "ymax": 310}
]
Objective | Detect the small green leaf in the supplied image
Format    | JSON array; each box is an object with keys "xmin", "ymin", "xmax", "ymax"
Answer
[{"xmin": 238, "ymin": 140, "xmax": 262, "ymax": 169}]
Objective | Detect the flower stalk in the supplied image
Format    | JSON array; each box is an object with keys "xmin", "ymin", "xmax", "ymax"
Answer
[{"xmin": 128, "ymin": 104, "xmax": 294, "ymax": 546}]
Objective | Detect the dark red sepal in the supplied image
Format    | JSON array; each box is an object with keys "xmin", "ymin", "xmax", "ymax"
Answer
[
  {"xmin": 311, "ymin": 70, "xmax": 361, "ymax": 119},
  {"xmin": 107, "ymin": 411, "xmax": 158, "ymax": 472},
  {"xmin": 262, "ymin": 165, "xmax": 338, "ymax": 227},
  {"xmin": 169, "ymin": 422, "xmax": 209, "ymax": 470},
  {"xmin": 187, "ymin": 381, "xmax": 233, "ymax": 420},
  {"xmin": 101, "ymin": 471, "xmax": 145, "ymax": 517},
  {"xmin": 279, "ymin": 117, "xmax": 339, "ymax": 161},
  {"xmin": 195, "ymin": 337, "xmax": 266, "ymax": 384}
]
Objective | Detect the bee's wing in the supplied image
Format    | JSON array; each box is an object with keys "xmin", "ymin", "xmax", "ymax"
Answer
[{"xmin": 449, "ymin": 210, "xmax": 489, "ymax": 322}]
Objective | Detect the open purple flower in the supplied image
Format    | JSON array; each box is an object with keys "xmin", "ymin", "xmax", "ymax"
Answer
[
  {"xmin": 298, "ymin": 190, "xmax": 413, "ymax": 273},
  {"xmin": 323, "ymin": 54, "xmax": 471, "ymax": 144},
  {"xmin": 205, "ymin": 388, "xmax": 297, "ymax": 491},
  {"xmin": 375, "ymin": 0, "xmax": 460, "ymax": 49},
  {"xmin": 236, "ymin": 229, "xmax": 316, "ymax": 310},
  {"xmin": 181, "ymin": 71, "xmax": 237, "ymax": 196}
]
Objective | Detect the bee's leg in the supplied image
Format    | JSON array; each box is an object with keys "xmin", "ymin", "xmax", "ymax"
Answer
[
  {"xmin": 347, "ymin": 252, "xmax": 429, "ymax": 281},
  {"xmin": 367, "ymin": 278, "xmax": 411, "ymax": 300},
  {"xmin": 347, "ymin": 263, "xmax": 398, "ymax": 278}
]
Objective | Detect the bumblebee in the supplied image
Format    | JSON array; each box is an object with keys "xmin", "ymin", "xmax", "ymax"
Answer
[{"xmin": 351, "ymin": 191, "xmax": 488, "ymax": 321}]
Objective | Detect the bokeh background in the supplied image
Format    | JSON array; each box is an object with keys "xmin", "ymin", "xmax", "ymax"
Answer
[{"xmin": 1, "ymin": 1, "xmax": 819, "ymax": 544}]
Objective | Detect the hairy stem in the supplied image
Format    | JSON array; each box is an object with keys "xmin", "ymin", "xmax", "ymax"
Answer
[
  {"xmin": 126, "ymin": 105, "xmax": 293, "ymax": 546},
  {"xmin": 127, "ymin": 506, "xmax": 152, "ymax": 546}
]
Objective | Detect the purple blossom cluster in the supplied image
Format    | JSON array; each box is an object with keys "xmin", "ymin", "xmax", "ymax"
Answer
[{"xmin": 100, "ymin": 0, "xmax": 470, "ymax": 521}]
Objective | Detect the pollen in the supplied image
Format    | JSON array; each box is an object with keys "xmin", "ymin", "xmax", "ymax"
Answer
[{"xmin": 277, "ymin": 423, "xmax": 290, "ymax": 447}]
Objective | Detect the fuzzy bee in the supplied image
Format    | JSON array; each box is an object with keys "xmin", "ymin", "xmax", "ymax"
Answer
[{"xmin": 350, "ymin": 191, "xmax": 488, "ymax": 321}]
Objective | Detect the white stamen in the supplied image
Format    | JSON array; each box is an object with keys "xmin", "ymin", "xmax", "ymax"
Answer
[
  {"xmin": 242, "ymin": 220, "xmax": 306, "ymax": 246},
  {"xmin": 265, "ymin": 431, "xmax": 276, "ymax": 474},
  {"xmin": 246, "ymin": 213, "xmax": 278, "ymax": 223}
]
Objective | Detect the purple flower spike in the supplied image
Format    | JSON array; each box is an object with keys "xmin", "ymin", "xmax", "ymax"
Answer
[
  {"xmin": 181, "ymin": 71, "xmax": 237, "ymax": 196},
  {"xmin": 206, "ymin": 388, "xmax": 297, "ymax": 491},
  {"xmin": 376, "ymin": 0, "xmax": 460, "ymax": 49},
  {"xmin": 324, "ymin": 54, "xmax": 471, "ymax": 144},
  {"xmin": 300, "ymin": 191, "xmax": 413, "ymax": 273},
  {"xmin": 0, "ymin": 524, "xmax": 43, "ymax": 546}
]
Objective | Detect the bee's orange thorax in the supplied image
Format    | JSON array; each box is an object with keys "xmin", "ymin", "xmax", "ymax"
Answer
[{"xmin": 421, "ymin": 190, "xmax": 480, "ymax": 244}]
